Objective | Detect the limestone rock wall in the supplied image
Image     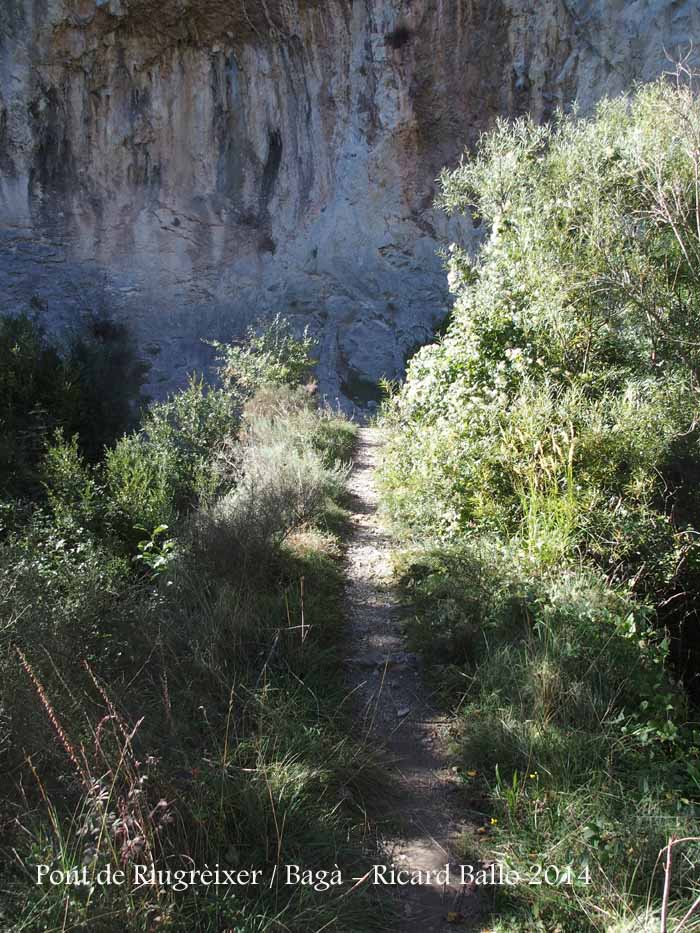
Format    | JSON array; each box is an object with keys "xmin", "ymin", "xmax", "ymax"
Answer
[{"xmin": 1, "ymin": 0, "xmax": 698, "ymax": 400}]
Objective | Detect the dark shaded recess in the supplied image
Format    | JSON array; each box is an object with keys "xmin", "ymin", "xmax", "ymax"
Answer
[
  {"xmin": 513, "ymin": 70, "xmax": 531, "ymax": 95},
  {"xmin": 130, "ymin": 85, "xmax": 151, "ymax": 115},
  {"xmin": 239, "ymin": 209, "xmax": 262, "ymax": 228},
  {"xmin": 402, "ymin": 332, "xmax": 431, "ymax": 369},
  {"xmin": 216, "ymin": 134, "xmax": 245, "ymax": 204},
  {"xmin": 68, "ymin": 313, "xmax": 150, "ymax": 460},
  {"xmin": 258, "ymin": 234, "xmax": 277, "ymax": 254},
  {"xmin": 260, "ymin": 129, "xmax": 283, "ymax": 210},
  {"xmin": 277, "ymin": 39, "xmax": 315, "ymax": 208},
  {"xmin": 666, "ymin": 597, "xmax": 700, "ymax": 704},
  {"xmin": 341, "ymin": 369, "xmax": 383, "ymax": 405},
  {"xmin": 656, "ymin": 443, "xmax": 700, "ymax": 701},
  {"xmin": 127, "ymin": 150, "xmax": 161, "ymax": 190},
  {"xmin": 105, "ymin": 0, "xmax": 331, "ymax": 50},
  {"xmin": 213, "ymin": 53, "xmax": 246, "ymax": 204},
  {"xmin": 409, "ymin": 0, "xmax": 513, "ymax": 172},
  {"xmin": 29, "ymin": 294, "xmax": 48, "ymax": 313},
  {"xmin": 385, "ymin": 26, "xmax": 413, "ymax": 50},
  {"xmin": 0, "ymin": 310, "xmax": 146, "ymax": 497},
  {"xmin": 28, "ymin": 86, "xmax": 75, "ymax": 197},
  {"xmin": 0, "ymin": 105, "xmax": 16, "ymax": 176}
]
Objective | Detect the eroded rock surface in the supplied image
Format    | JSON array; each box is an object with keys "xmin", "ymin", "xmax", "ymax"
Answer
[{"xmin": 1, "ymin": 0, "xmax": 698, "ymax": 400}]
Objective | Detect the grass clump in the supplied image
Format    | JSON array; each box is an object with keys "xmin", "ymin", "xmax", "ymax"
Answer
[{"xmin": 380, "ymin": 73, "xmax": 700, "ymax": 931}]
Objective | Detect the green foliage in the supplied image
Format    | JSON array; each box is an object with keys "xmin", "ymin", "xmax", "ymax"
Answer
[
  {"xmin": 195, "ymin": 386, "xmax": 352, "ymax": 573},
  {"xmin": 103, "ymin": 377, "xmax": 236, "ymax": 550},
  {"xmin": 0, "ymin": 509, "xmax": 133, "ymax": 773},
  {"xmin": 133, "ymin": 524, "xmax": 177, "ymax": 576},
  {"xmin": 212, "ymin": 313, "xmax": 318, "ymax": 396},
  {"xmin": 382, "ymin": 76, "xmax": 700, "ymax": 624},
  {"xmin": 310, "ymin": 414, "xmax": 357, "ymax": 465},
  {"xmin": 0, "ymin": 312, "xmax": 143, "ymax": 495},
  {"xmin": 398, "ymin": 542, "xmax": 700, "ymax": 931},
  {"xmin": 104, "ymin": 430, "xmax": 180, "ymax": 545},
  {"xmin": 0, "ymin": 315, "xmax": 368, "ymax": 932},
  {"xmin": 0, "ymin": 312, "xmax": 71, "ymax": 494},
  {"xmin": 380, "ymin": 76, "xmax": 700, "ymax": 930},
  {"xmin": 42, "ymin": 430, "xmax": 100, "ymax": 528},
  {"xmin": 436, "ymin": 79, "xmax": 700, "ymax": 388},
  {"xmin": 241, "ymin": 383, "xmax": 357, "ymax": 466},
  {"xmin": 143, "ymin": 375, "xmax": 237, "ymax": 496}
]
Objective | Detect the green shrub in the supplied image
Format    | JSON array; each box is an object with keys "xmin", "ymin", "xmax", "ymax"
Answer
[
  {"xmin": 196, "ymin": 393, "xmax": 351, "ymax": 574},
  {"xmin": 102, "ymin": 377, "xmax": 237, "ymax": 550},
  {"xmin": 0, "ymin": 313, "xmax": 71, "ymax": 494},
  {"xmin": 212, "ymin": 314, "xmax": 317, "ymax": 396},
  {"xmin": 380, "ymin": 75, "xmax": 700, "ymax": 930},
  {"xmin": 237, "ymin": 383, "xmax": 356, "ymax": 467},
  {"xmin": 0, "ymin": 509, "xmax": 134, "ymax": 776},
  {"xmin": 399, "ymin": 541, "xmax": 699, "ymax": 931},
  {"xmin": 142, "ymin": 375, "xmax": 237, "ymax": 501},
  {"xmin": 104, "ymin": 431, "xmax": 179, "ymax": 545},
  {"xmin": 41, "ymin": 430, "xmax": 100, "ymax": 528},
  {"xmin": 381, "ymin": 76, "xmax": 700, "ymax": 610},
  {"xmin": 0, "ymin": 306, "xmax": 372, "ymax": 933},
  {"xmin": 310, "ymin": 413, "xmax": 358, "ymax": 465}
]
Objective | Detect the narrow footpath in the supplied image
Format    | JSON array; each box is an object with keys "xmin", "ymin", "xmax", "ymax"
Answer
[{"xmin": 344, "ymin": 427, "xmax": 484, "ymax": 932}]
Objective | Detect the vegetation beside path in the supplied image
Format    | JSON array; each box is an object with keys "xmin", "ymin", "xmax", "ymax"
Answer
[
  {"xmin": 0, "ymin": 315, "xmax": 387, "ymax": 932},
  {"xmin": 379, "ymin": 75, "xmax": 700, "ymax": 932}
]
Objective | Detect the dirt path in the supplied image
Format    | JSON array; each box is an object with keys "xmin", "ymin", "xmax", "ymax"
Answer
[{"xmin": 344, "ymin": 427, "xmax": 483, "ymax": 931}]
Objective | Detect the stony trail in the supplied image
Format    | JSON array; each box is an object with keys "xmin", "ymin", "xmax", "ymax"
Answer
[{"xmin": 344, "ymin": 427, "xmax": 483, "ymax": 932}]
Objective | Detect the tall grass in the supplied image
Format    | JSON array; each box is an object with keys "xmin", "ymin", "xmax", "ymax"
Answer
[
  {"xmin": 0, "ymin": 320, "xmax": 389, "ymax": 931},
  {"xmin": 391, "ymin": 544, "xmax": 700, "ymax": 932}
]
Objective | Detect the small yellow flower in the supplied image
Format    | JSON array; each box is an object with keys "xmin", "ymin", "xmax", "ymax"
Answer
[
  {"xmin": 529, "ymin": 772, "xmax": 538, "ymax": 779},
  {"xmin": 467, "ymin": 769, "xmax": 478, "ymax": 778},
  {"xmin": 490, "ymin": 817, "xmax": 498, "ymax": 825}
]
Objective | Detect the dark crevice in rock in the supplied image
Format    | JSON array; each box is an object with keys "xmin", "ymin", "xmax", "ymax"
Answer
[
  {"xmin": 0, "ymin": 106, "xmax": 16, "ymax": 176},
  {"xmin": 28, "ymin": 84, "xmax": 75, "ymax": 200},
  {"xmin": 213, "ymin": 52, "xmax": 248, "ymax": 206},
  {"xmin": 258, "ymin": 233, "xmax": 277, "ymax": 254},
  {"xmin": 385, "ymin": 24, "xmax": 412, "ymax": 50},
  {"xmin": 260, "ymin": 128, "xmax": 283, "ymax": 211}
]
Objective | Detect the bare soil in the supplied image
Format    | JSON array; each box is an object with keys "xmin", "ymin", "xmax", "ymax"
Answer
[{"xmin": 344, "ymin": 427, "xmax": 484, "ymax": 931}]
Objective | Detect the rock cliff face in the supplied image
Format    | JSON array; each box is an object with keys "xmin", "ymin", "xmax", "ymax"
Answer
[{"xmin": 1, "ymin": 0, "xmax": 698, "ymax": 401}]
